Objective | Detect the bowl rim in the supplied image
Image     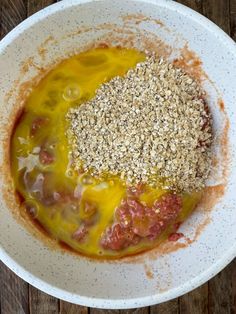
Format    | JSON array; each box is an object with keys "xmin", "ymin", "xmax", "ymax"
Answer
[{"xmin": 0, "ymin": 0, "xmax": 236, "ymax": 309}]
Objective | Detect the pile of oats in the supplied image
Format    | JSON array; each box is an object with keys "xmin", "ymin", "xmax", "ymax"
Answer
[{"xmin": 67, "ymin": 55, "xmax": 212, "ymax": 192}]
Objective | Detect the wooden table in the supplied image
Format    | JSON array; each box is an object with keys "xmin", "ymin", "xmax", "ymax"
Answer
[{"xmin": 0, "ymin": 0, "xmax": 236, "ymax": 313}]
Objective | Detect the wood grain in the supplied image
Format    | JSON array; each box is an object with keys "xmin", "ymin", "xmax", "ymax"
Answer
[
  {"xmin": 231, "ymin": 0, "xmax": 236, "ymax": 40},
  {"xmin": 150, "ymin": 299, "xmax": 179, "ymax": 314},
  {"xmin": 90, "ymin": 310, "xmax": 119, "ymax": 314},
  {"xmin": 29, "ymin": 286, "xmax": 59, "ymax": 314},
  {"xmin": 203, "ymin": 0, "xmax": 231, "ymax": 33},
  {"xmin": 0, "ymin": 262, "xmax": 29, "ymax": 314},
  {"xmin": 59, "ymin": 301, "xmax": 88, "ymax": 314},
  {"xmin": 179, "ymin": 283, "xmax": 208, "ymax": 314},
  {"xmin": 176, "ymin": 0, "xmax": 202, "ymax": 12},
  {"xmin": 1, "ymin": 0, "xmax": 27, "ymax": 38},
  {"xmin": 27, "ymin": 0, "xmax": 56, "ymax": 16},
  {"xmin": 120, "ymin": 308, "xmax": 149, "ymax": 314},
  {"xmin": 209, "ymin": 259, "xmax": 236, "ymax": 314}
]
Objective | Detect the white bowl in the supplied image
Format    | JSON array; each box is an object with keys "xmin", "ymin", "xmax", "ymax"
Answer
[{"xmin": 0, "ymin": 0, "xmax": 236, "ymax": 309}]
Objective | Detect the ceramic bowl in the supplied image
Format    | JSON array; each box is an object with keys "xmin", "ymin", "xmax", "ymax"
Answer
[{"xmin": 0, "ymin": 0, "xmax": 236, "ymax": 309}]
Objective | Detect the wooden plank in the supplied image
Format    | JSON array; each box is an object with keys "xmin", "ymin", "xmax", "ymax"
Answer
[
  {"xmin": 232, "ymin": 259, "xmax": 236, "ymax": 313},
  {"xmin": 209, "ymin": 259, "xmax": 236, "ymax": 314},
  {"xmin": 29, "ymin": 286, "xmax": 59, "ymax": 314},
  {"xmin": 121, "ymin": 308, "xmax": 149, "ymax": 314},
  {"xmin": 1, "ymin": 0, "xmax": 27, "ymax": 37},
  {"xmin": 230, "ymin": 0, "xmax": 236, "ymax": 41},
  {"xmin": 150, "ymin": 299, "xmax": 179, "ymax": 314},
  {"xmin": 176, "ymin": 0, "xmax": 202, "ymax": 12},
  {"xmin": 90, "ymin": 309, "xmax": 120, "ymax": 314},
  {"xmin": 27, "ymin": 0, "xmax": 56, "ymax": 16},
  {"xmin": 179, "ymin": 283, "xmax": 208, "ymax": 314},
  {"xmin": 0, "ymin": 0, "xmax": 2, "ymax": 38},
  {"xmin": 203, "ymin": 0, "xmax": 231, "ymax": 34},
  {"xmin": 0, "ymin": 261, "xmax": 29, "ymax": 314},
  {"xmin": 60, "ymin": 301, "xmax": 88, "ymax": 314}
]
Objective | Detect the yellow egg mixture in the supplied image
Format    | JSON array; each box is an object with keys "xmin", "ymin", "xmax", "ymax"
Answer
[{"xmin": 11, "ymin": 47, "xmax": 201, "ymax": 258}]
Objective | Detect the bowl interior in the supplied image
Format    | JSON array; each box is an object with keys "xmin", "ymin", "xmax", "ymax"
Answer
[{"xmin": 0, "ymin": 0, "xmax": 236, "ymax": 309}]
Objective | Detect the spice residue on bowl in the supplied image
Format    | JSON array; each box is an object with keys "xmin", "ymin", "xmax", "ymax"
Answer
[{"xmin": 10, "ymin": 47, "xmax": 212, "ymax": 259}]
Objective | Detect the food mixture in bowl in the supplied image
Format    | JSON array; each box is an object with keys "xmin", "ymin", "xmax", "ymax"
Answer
[{"xmin": 10, "ymin": 47, "xmax": 212, "ymax": 258}]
